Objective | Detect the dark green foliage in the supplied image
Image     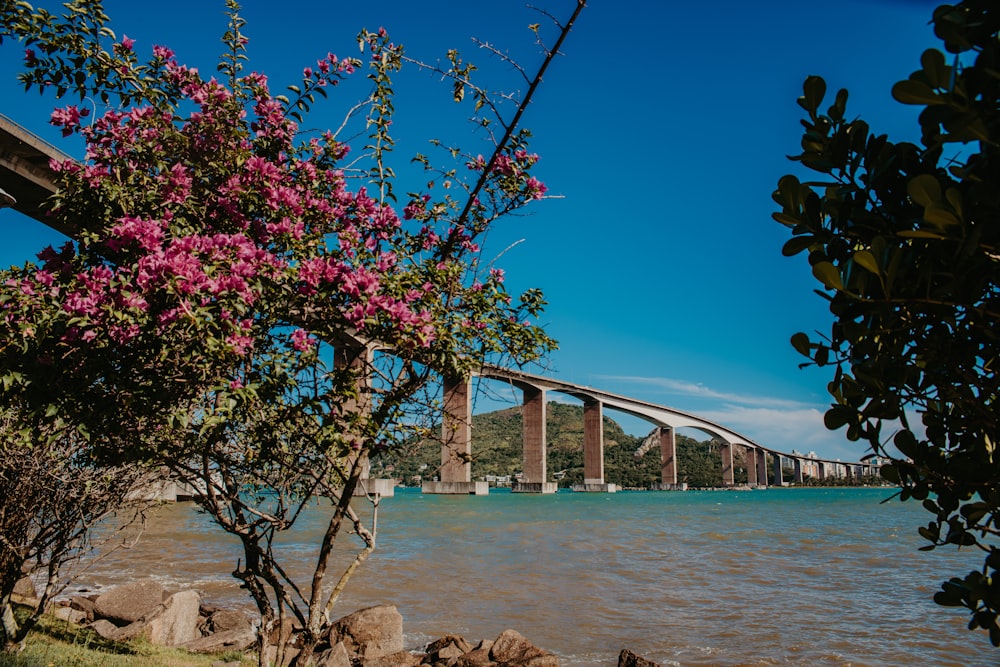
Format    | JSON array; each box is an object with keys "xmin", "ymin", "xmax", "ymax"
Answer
[{"xmin": 774, "ymin": 0, "xmax": 1000, "ymax": 645}]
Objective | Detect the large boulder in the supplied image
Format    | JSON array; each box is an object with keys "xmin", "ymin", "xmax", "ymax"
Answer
[
  {"xmin": 489, "ymin": 629, "xmax": 559, "ymax": 667},
  {"xmin": 89, "ymin": 619, "xmax": 120, "ymax": 640},
  {"xmin": 114, "ymin": 589, "xmax": 202, "ymax": 647},
  {"xmin": 328, "ymin": 605, "xmax": 403, "ymax": 659},
  {"xmin": 206, "ymin": 608, "xmax": 253, "ymax": 634},
  {"xmin": 617, "ymin": 649, "xmax": 662, "ymax": 667},
  {"xmin": 358, "ymin": 650, "xmax": 423, "ymax": 667},
  {"xmin": 69, "ymin": 596, "xmax": 98, "ymax": 622},
  {"xmin": 181, "ymin": 627, "xmax": 257, "ymax": 654},
  {"xmin": 93, "ymin": 578, "xmax": 167, "ymax": 625},
  {"xmin": 12, "ymin": 575, "xmax": 37, "ymax": 600},
  {"xmin": 315, "ymin": 642, "xmax": 352, "ymax": 667}
]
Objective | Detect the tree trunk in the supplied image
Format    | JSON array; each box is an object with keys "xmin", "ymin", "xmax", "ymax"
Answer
[{"xmin": 0, "ymin": 597, "xmax": 24, "ymax": 654}]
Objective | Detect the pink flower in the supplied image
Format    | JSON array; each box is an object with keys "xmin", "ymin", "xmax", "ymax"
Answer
[
  {"xmin": 290, "ymin": 328, "xmax": 316, "ymax": 352},
  {"xmin": 50, "ymin": 105, "xmax": 90, "ymax": 137}
]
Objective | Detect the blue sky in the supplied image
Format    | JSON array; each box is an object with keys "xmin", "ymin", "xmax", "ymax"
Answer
[{"xmin": 0, "ymin": 0, "xmax": 944, "ymax": 460}]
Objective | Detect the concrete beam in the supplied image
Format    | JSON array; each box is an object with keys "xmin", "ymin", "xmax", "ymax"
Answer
[
  {"xmin": 757, "ymin": 450, "xmax": 769, "ymax": 488},
  {"xmin": 720, "ymin": 440, "xmax": 734, "ymax": 487},
  {"xmin": 0, "ymin": 113, "xmax": 75, "ymax": 236},
  {"xmin": 745, "ymin": 446, "xmax": 758, "ymax": 487},
  {"xmin": 440, "ymin": 375, "xmax": 473, "ymax": 484},
  {"xmin": 582, "ymin": 399, "xmax": 604, "ymax": 486},
  {"xmin": 521, "ymin": 387, "xmax": 547, "ymax": 484},
  {"xmin": 659, "ymin": 426, "xmax": 676, "ymax": 487}
]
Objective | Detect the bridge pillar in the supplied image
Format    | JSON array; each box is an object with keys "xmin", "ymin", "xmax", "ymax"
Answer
[
  {"xmin": 654, "ymin": 426, "xmax": 680, "ymax": 490},
  {"xmin": 757, "ymin": 451, "xmax": 769, "ymax": 488},
  {"xmin": 572, "ymin": 399, "xmax": 616, "ymax": 492},
  {"xmin": 719, "ymin": 440, "xmax": 734, "ymax": 487},
  {"xmin": 423, "ymin": 375, "xmax": 488, "ymax": 495},
  {"xmin": 774, "ymin": 454, "xmax": 785, "ymax": 486},
  {"xmin": 816, "ymin": 461, "xmax": 826, "ymax": 481},
  {"xmin": 335, "ymin": 345, "xmax": 395, "ymax": 498},
  {"xmin": 793, "ymin": 458, "xmax": 804, "ymax": 485},
  {"xmin": 513, "ymin": 387, "xmax": 556, "ymax": 493},
  {"xmin": 745, "ymin": 447, "xmax": 758, "ymax": 487}
]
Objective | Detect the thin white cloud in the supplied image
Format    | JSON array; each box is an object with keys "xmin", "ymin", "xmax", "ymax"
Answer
[
  {"xmin": 597, "ymin": 374, "xmax": 812, "ymax": 411},
  {"xmin": 696, "ymin": 405, "xmax": 864, "ymax": 460}
]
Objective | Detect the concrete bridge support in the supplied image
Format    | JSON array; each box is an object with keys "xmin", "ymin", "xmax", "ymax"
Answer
[
  {"xmin": 774, "ymin": 454, "xmax": 785, "ymax": 486},
  {"xmin": 423, "ymin": 376, "xmax": 487, "ymax": 495},
  {"xmin": 657, "ymin": 426, "xmax": 679, "ymax": 489},
  {"xmin": 756, "ymin": 450, "xmax": 769, "ymax": 488},
  {"xmin": 573, "ymin": 400, "xmax": 616, "ymax": 492},
  {"xmin": 335, "ymin": 345, "xmax": 395, "ymax": 497},
  {"xmin": 719, "ymin": 440, "xmax": 734, "ymax": 487},
  {"xmin": 817, "ymin": 461, "xmax": 826, "ymax": 481},
  {"xmin": 745, "ymin": 447, "xmax": 758, "ymax": 487},
  {"xmin": 793, "ymin": 458, "xmax": 804, "ymax": 485},
  {"xmin": 513, "ymin": 387, "xmax": 556, "ymax": 493}
]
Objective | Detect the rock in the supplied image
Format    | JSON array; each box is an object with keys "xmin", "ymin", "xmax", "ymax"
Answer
[
  {"xmin": 262, "ymin": 644, "xmax": 300, "ymax": 667},
  {"xmin": 315, "ymin": 642, "xmax": 352, "ymax": 667},
  {"xmin": 93, "ymin": 578, "xmax": 167, "ymax": 625},
  {"xmin": 12, "ymin": 575, "xmax": 36, "ymax": 600},
  {"xmin": 113, "ymin": 589, "xmax": 202, "ymax": 647},
  {"xmin": 358, "ymin": 650, "xmax": 423, "ymax": 667},
  {"xmin": 181, "ymin": 627, "xmax": 257, "ymax": 654},
  {"xmin": 489, "ymin": 629, "xmax": 559, "ymax": 667},
  {"xmin": 69, "ymin": 596, "xmax": 97, "ymax": 622},
  {"xmin": 267, "ymin": 616, "xmax": 300, "ymax": 646},
  {"xmin": 617, "ymin": 649, "xmax": 662, "ymax": 667},
  {"xmin": 89, "ymin": 619, "xmax": 120, "ymax": 640},
  {"xmin": 145, "ymin": 589, "xmax": 202, "ymax": 646},
  {"xmin": 424, "ymin": 634, "xmax": 474, "ymax": 664},
  {"xmin": 455, "ymin": 645, "xmax": 495, "ymax": 667},
  {"xmin": 53, "ymin": 606, "xmax": 88, "ymax": 624},
  {"xmin": 328, "ymin": 604, "xmax": 404, "ymax": 659},
  {"xmin": 207, "ymin": 608, "xmax": 253, "ymax": 633},
  {"xmin": 426, "ymin": 634, "xmax": 473, "ymax": 656}
]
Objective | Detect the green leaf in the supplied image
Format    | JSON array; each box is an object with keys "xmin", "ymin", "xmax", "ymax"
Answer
[
  {"xmin": 920, "ymin": 49, "xmax": 949, "ymax": 88},
  {"xmin": 811, "ymin": 261, "xmax": 843, "ymax": 290},
  {"xmin": 898, "ymin": 229, "xmax": 947, "ymax": 240},
  {"xmin": 790, "ymin": 332, "xmax": 811, "ymax": 356},
  {"xmin": 798, "ymin": 75, "xmax": 826, "ymax": 115},
  {"xmin": 852, "ymin": 250, "xmax": 880, "ymax": 275},
  {"xmin": 924, "ymin": 207, "xmax": 961, "ymax": 227},
  {"xmin": 781, "ymin": 234, "xmax": 815, "ymax": 257},
  {"xmin": 907, "ymin": 174, "xmax": 942, "ymax": 207},
  {"xmin": 892, "ymin": 79, "xmax": 940, "ymax": 105}
]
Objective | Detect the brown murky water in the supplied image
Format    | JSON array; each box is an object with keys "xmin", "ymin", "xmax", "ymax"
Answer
[{"xmin": 67, "ymin": 488, "xmax": 995, "ymax": 666}]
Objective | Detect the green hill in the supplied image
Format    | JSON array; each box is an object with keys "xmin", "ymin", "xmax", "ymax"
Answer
[{"xmin": 370, "ymin": 402, "xmax": 746, "ymax": 488}]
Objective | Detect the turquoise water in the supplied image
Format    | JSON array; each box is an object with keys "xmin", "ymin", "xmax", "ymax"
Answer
[{"xmin": 76, "ymin": 487, "xmax": 997, "ymax": 666}]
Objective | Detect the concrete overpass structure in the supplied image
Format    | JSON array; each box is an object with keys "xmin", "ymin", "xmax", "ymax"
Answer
[
  {"xmin": 0, "ymin": 113, "xmax": 878, "ymax": 496},
  {"xmin": 419, "ymin": 364, "xmax": 878, "ymax": 495}
]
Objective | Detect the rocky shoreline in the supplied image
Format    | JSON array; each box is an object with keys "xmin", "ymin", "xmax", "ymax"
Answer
[{"xmin": 16, "ymin": 577, "xmax": 662, "ymax": 666}]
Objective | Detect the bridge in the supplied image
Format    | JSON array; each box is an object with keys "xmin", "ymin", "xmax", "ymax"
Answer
[{"xmin": 0, "ymin": 114, "xmax": 878, "ymax": 496}]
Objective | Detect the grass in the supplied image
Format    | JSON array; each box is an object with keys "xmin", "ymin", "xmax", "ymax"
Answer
[{"xmin": 0, "ymin": 610, "xmax": 256, "ymax": 667}]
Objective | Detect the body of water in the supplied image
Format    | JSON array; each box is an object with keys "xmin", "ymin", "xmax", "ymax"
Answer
[{"xmin": 70, "ymin": 487, "xmax": 996, "ymax": 666}]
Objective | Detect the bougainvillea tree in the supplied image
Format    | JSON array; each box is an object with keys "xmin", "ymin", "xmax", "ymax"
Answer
[{"xmin": 0, "ymin": 0, "xmax": 583, "ymax": 661}]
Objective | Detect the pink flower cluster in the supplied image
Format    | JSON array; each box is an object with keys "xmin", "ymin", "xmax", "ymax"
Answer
[{"xmin": 7, "ymin": 31, "xmax": 551, "ymax": 387}]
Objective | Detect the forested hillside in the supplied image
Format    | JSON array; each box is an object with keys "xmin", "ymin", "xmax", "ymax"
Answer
[{"xmin": 370, "ymin": 402, "xmax": 747, "ymax": 488}]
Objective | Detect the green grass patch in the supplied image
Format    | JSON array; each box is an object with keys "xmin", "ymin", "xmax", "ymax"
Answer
[{"xmin": 0, "ymin": 610, "xmax": 255, "ymax": 667}]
